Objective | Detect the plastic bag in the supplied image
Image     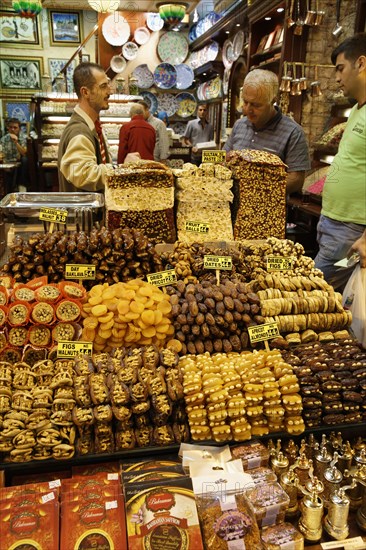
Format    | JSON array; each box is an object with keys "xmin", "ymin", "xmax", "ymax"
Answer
[{"xmin": 342, "ymin": 265, "xmax": 366, "ymax": 347}]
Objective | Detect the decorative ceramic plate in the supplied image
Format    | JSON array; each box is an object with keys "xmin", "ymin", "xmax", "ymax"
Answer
[
  {"xmin": 195, "ymin": 19, "xmax": 205, "ymax": 38},
  {"xmin": 146, "ymin": 12, "xmax": 164, "ymax": 32},
  {"xmin": 175, "ymin": 64, "xmax": 194, "ymax": 90},
  {"xmin": 134, "ymin": 26, "xmax": 150, "ymax": 45},
  {"xmin": 226, "ymin": 42, "xmax": 236, "ymax": 65},
  {"xmin": 205, "ymin": 76, "xmax": 222, "ymax": 100},
  {"xmin": 188, "ymin": 24, "xmax": 197, "ymax": 42},
  {"xmin": 157, "ymin": 93, "xmax": 178, "ymax": 118},
  {"xmin": 171, "ymin": 121, "xmax": 187, "ymax": 135},
  {"xmin": 197, "ymin": 83, "xmax": 204, "ymax": 101},
  {"xmin": 133, "ymin": 64, "xmax": 154, "ymax": 89},
  {"xmin": 223, "ymin": 67, "xmax": 231, "ymax": 95},
  {"xmin": 110, "ymin": 54, "xmax": 126, "ymax": 73},
  {"xmin": 233, "ymin": 30, "xmax": 245, "ymax": 59},
  {"xmin": 223, "ymin": 38, "xmax": 234, "ymax": 68},
  {"xmin": 206, "ymin": 40, "xmax": 219, "ymax": 62},
  {"xmin": 122, "ymin": 41, "xmax": 139, "ymax": 60},
  {"xmin": 141, "ymin": 91, "xmax": 158, "ymax": 115},
  {"xmin": 153, "ymin": 63, "xmax": 177, "ymax": 89},
  {"xmin": 157, "ymin": 32, "xmax": 189, "ymax": 64},
  {"xmin": 176, "ymin": 92, "xmax": 197, "ymax": 118},
  {"xmin": 102, "ymin": 14, "xmax": 130, "ymax": 46}
]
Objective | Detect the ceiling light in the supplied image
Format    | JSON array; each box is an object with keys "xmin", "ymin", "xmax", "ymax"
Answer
[
  {"xmin": 265, "ymin": 16, "xmax": 271, "ymax": 20},
  {"xmin": 236, "ymin": 23, "xmax": 240, "ymax": 26},
  {"xmin": 157, "ymin": 3, "xmax": 188, "ymax": 27},
  {"xmin": 277, "ymin": 7, "xmax": 285, "ymax": 12},
  {"xmin": 12, "ymin": 0, "xmax": 42, "ymax": 17},
  {"xmin": 87, "ymin": 0, "xmax": 119, "ymax": 12},
  {"xmin": 225, "ymin": 30, "xmax": 230, "ymax": 34}
]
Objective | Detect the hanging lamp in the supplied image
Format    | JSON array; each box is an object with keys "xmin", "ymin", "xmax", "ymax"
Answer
[
  {"xmin": 87, "ymin": 0, "xmax": 120, "ymax": 12},
  {"xmin": 157, "ymin": 3, "xmax": 188, "ymax": 27},
  {"xmin": 12, "ymin": 0, "xmax": 42, "ymax": 18}
]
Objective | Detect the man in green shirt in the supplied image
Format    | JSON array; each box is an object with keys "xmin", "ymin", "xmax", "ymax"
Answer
[{"xmin": 315, "ymin": 33, "xmax": 366, "ymax": 290}]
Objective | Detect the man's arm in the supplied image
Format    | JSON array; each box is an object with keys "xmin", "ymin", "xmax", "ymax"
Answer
[
  {"xmin": 10, "ymin": 133, "xmax": 27, "ymax": 157},
  {"xmin": 351, "ymin": 229, "xmax": 366, "ymax": 268},
  {"xmin": 286, "ymin": 171, "xmax": 305, "ymax": 194},
  {"xmin": 156, "ymin": 123, "xmax": 170, "ymax": 160},
  {"xmin": 59, "ymin": 135, "xmax": 108, "ymax": 191}
]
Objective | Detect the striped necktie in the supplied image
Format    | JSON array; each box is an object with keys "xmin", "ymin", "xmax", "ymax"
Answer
[{"xmin": 95, "ymin": 119, "xmax": 107, "ymax": 164}]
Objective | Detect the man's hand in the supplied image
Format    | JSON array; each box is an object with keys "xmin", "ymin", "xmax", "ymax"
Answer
[
  {"xmin": 9, "ymin": 133, "xmax": 18, "ymax": 143},
  {"xmin": 192, "ymin": 146, "xmax": 198, "ymax": 153},
  {"xmin": 350, "ymin": 230, "xmax": 366, "ymax": 268}
]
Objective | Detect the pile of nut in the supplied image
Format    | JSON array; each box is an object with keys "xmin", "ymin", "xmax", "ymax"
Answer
[
  {"xmin": 0, "ymin": 345, "xmax": 189, "ymax": 462},
  {"xmin": 179, "ymin": 348, "xmax": 305, "ymax": 443},
  {"xmin": 227, "ymin": 150, "xmax": 287, "ymax": 240},
  {"xmin": 81, "ymin": 279, "xmax": 174, "ymax": 352},
  {"xmin": 0, "ymin": 226, "xmax": 163, "ymax": 287},
  {"xmin": 165, "ymin": 278, "xmax": 264, "ymax": 355},
  {"xmin": 282, "ymin": 339, "xmax": 366, "ymax": 427}
]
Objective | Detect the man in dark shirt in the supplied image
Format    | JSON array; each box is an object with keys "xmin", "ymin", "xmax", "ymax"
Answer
[
  {"xmin": 182, "ymin": 104, "xmax": 214, "ymax": 165},
  {"xmin": 118, "ymin": 104, "xmax": 156, "ymax": 163}
]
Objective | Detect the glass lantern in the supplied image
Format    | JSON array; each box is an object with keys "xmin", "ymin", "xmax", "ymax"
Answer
[
  {"xmin": 115, "ymin": 76, "xmax": 125, "ymax": 95},
  {"xmin": 128, "ymin": 75, "xmax": 139, "ymax": 96}
]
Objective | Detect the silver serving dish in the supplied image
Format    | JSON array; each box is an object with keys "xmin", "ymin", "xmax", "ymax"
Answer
[{"xmin": 0, "ymin": 192, "xmax": 105, "ymax": 260}]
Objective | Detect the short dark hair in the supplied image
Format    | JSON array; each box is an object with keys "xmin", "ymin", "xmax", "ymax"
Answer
[
  {"xmin": 73, "ymin": 62, "xmax": 105, "ymax": 98},
  {"xmin": 331, "ymin": 32, "xmax": 366, "ymax": 65},
  {"xmin": 6, "ymin": 117, "xmax": 21, "ymax": 127}
]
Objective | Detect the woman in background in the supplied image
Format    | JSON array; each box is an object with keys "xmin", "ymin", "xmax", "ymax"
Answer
[{"xmin": 157, "ymin": 111, "xmax": 169, "ymax": 127}]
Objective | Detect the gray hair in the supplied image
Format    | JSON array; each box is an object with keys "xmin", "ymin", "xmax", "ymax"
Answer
[
  {"xmin": 243, "ymin": 69, "xmax": 279, "ymax": 103},
  {"xmin": 130, "ymin": 103, "xmax": 145, "ymax": 117}
]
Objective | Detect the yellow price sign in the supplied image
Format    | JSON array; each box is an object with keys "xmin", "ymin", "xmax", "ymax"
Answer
[
  {"xmin": 147, "ymin": 269, "xmax": 177, "ymax": 287},
  {"xmin": 65, "ymin": 264, "xmax": 96, "ymax": 280},
  {"xmin": 248, "ymin": 322, "xmax": 280, "ymax": 344},
  {"xmin": 57, "ymin": 341, "xmax": 93, "ymax": 358},
  {"xmin": 185, "ymin": 221, "xmax": 210, "ymax": 234},
  {"xmin": 204, "ymin": 255, "xmax": 232, "ymax": 271},
  {"xmin": 202, "ymin": 150, "xmax": 226, "ymax": 163},
  {"xmin": 39, "ymin": 207, "xmax": 68, "ymax": 224},
  {"xmin": 266, "ymin": 256, "xmax": 294, "ymax": 271}
]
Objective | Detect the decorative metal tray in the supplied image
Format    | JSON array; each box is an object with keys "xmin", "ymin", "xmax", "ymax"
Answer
[{"xmin": 0, "ymin": 192, "xmax": 104, "ymax": 213}]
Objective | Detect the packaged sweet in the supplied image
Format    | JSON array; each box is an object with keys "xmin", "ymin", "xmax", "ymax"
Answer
[
  {"xmin": 231, "ymin": 440, "xmax": 270, "ymax": 470},
  {"xmin": 261, "ymin": 522, "xmax": 304, "ymax": 550},
  {"xmin": 125, "ymin": 476, "xmax": 204, "ymax": 550},
  {"xmin": 245, "ymin": 482, "xmax": 290, "ymax": 528},
  {"xmin": 244, "ymin": 467, "xmax": 277, "ymax": 488}
]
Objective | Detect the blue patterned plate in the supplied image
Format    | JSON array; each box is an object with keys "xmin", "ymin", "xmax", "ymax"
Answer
[
  {"xmin": 133, "ymin": 64, "xmax": 154, "ymax": 89},
  {"xmin": 175, "ymin": 64, "xmax": 194, "ymax": 90},
  {"xmin": 153, "ymin": 63, "xmax": 177, "ymax": 89},
  {"xmin": 146, "ymin": 12, "xmax": 164, "ymax": 32},
  {"xmin": 176, "ymin": 92, "xmax": 197, "ymax": 118},
  {"xmin": 157, "ymin": 93, "xmax": 178, "ymax": 118},
  {"xmin": 141, "ymin": 91, "xmax": 158, "ymax": 115}
]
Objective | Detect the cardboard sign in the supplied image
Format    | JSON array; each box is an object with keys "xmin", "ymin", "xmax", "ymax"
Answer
[
  {"xmin": 266, "ymin": 256, "xmax": 294, "ymax": 271},
  {"xmin": 185, "ymin": 221, "xmax": 210, "ymax": 234},
  {"xmin": 147, "ymin": 269, "xmax": 177, "ymax": 287},
  {"xmin": 65, "ymin": 264, "xmax": 96, "ymax": 280},
  {"xmin": 57, "ymin": 341, "xmax": 93, "ymax": 358},
  {"xmin": 248, "ymin": 322, "xmax": 280, "ymax": 343},
  {"xmin": 39, "ymin": 207, "xmax": 68, "ymax": 224},
  {"xmin": 202, "ymin": 150, "xmax": 226, "ymax": 163},
  {"xmin": 204, "ymin": 255, "xmax": 232, "ymax": 270}
]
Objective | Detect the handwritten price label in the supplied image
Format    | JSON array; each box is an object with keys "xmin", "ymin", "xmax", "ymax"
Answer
[
  {"xmin": 202, "ymin": 150, "xmax": 226, "ymax": 163},
  {"xmin": 147, "ymin": 269, "xmax": 177, "ymax": 287},
  {"xmin": 65, "ymin": 264, "xmax": 96, "ymax": 280},
  {"xmin": 248, "ymin": 322, "xmax": 280, "ymax": 344},
  {"xmin": 39, "ymin": 207, "xmax": 68, "ymax": 224},
  {"xmin": 204, "ymin": 255, "xmax": 233, "ymax": 271},
  {"xmin": 185, "ymin": 221, "xmax": 210, "ymax": 234},
  {"xmin": 57, "ymin": 341, "xmax": 93, "ymax": 358},
  {"xmin": 266, "ymin": 256, "xmax": 294, "ymax": 271}
]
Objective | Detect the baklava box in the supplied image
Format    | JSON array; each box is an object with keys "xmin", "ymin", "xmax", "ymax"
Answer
[{"xmin": 124, "ymin": 475, "xmax": 204, "ymax": 550}]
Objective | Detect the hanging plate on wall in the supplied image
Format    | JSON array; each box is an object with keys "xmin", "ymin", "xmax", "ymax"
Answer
[
  {"xmin": 102, "ymin": 14, "xmax": 130, "ymax": 46},
  {"xmin": 146, "ymin": 12, "xmax": 164, "ymax": 32},
  {"xmin": 175, "ymin": 92, "xmax": 197, "ymax": 118},
  {"xmin": 157, "ymin": 32, "xmax": 189, "ymax": 64},
  {"xmin": 232, "ymin": 30, "xmax": 245, "ymax": 60},
  {"xmin": 122, "ymin": 41, "xmax": 139, "ymax": 60},
  {"xmin": 153, "ymin": 63, "xmax": 177, "ymax": 89},
  {"xmin": 175, "ymin": 64, "xmax": 194, "ymax": 90},
  {"xmin": 134, "ymin": 26, "xmax": 150, "ymax": 45},
  {"xmin": 141, "ymin": 91, "xmax": 159, "ymax": 115},
  {"xmin": 157, "ymin": 93, "xmax": 179, "ymax": 117},
  {"xmin": 132, "ymin": 64, "xmax": 154, "ymax": 89}
]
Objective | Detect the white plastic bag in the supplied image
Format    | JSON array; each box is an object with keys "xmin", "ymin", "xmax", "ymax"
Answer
[{"xmin": 342, "ymin": 265, "xmax": 366, "ymax": 347}]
